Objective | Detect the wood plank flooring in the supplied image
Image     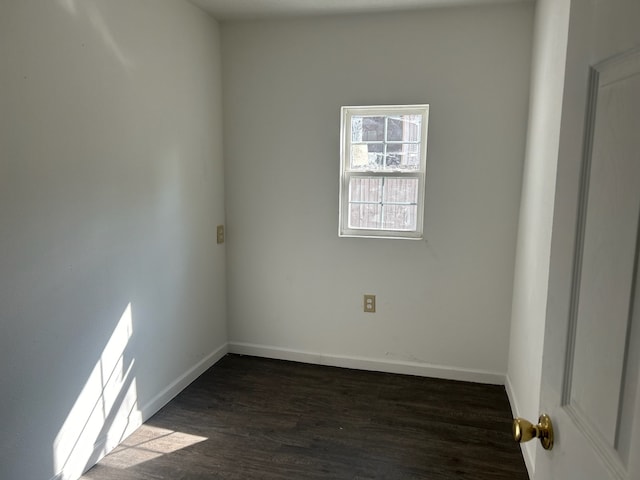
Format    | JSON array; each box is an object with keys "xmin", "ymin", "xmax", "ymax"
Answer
[{"xmin": 81, "ymin": 354, "xmax": 528, "ymax": 479}]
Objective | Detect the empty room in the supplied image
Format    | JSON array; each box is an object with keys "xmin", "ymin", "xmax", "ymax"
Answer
[{"xmin": 1, "ymin": 0, "xmax": 639, "ymax": 479}]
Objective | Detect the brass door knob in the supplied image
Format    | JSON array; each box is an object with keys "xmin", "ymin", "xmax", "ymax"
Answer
[{"xmin": 512, "ymin": 414, "xmax": 554, "ymax": 450}]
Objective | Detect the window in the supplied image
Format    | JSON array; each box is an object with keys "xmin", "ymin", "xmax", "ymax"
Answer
[{"xmin": 339, "ymin": 104, "xmax": 429, "ymax": 239}]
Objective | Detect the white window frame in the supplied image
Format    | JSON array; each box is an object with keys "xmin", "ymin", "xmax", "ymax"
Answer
[{"xmin": 339, "ymin": 104, "xmax": 429, "ymax": 239}]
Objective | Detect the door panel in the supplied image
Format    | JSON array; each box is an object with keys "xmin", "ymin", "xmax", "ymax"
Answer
[
  {"xmin": 568, "ymin": 54, "xmax": 640, "ymax": 454},
  {"xmin": 537, "ymin": 48, "xmax": 640, "ymax": 480}
]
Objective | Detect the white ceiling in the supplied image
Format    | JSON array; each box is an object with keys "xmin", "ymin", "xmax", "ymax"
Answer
[{"xmin": 189, "ymin": 0, "xmax": 532, "ymax": 21}]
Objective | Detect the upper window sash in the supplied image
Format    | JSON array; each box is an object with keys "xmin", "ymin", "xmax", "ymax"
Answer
[{"xmin": 341, "ymin": 105, "xmax": 429, "ymax": 174}]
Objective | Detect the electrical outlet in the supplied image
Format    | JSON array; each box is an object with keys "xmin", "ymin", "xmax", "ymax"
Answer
[
  {"xmin": 216, "ymin": 225, "xmax": 225, "ymax": 244},
  {"xmin": 364, "ymin": 294, "xmax": 376, "ymax": 313}
]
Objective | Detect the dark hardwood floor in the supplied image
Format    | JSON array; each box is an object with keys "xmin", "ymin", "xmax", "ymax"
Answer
[{"xmin": 82, "ymin": 354, "xmax": 528, "ymax": 479}]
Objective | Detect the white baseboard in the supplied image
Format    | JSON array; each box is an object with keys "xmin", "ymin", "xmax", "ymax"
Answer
[
  {"xmin": 505, "ymin": 375, "xmax": 534, "ymax": 479},
  {"xmin": 140, "ymin": 342, "xmax": 229, "ymax": 420},
  {"xmin": 228, "ymin": 342, "xmax": 505, "ymax": 385}
]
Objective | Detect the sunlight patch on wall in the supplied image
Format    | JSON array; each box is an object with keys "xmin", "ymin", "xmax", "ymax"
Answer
[
  {"xmin": 55, "ymin": 0, "xmax": 134, "ymax": 71},
  {"xmin": 84, "ymin": 2, "xmax": 134, "ymax": 70},
  {"xmin": 91, "ymin": 425, "xmax": 208, "ymax": 470},
  {"xmin": 53, "ymin": 303, "xmax": 142, "ymax": 480}
]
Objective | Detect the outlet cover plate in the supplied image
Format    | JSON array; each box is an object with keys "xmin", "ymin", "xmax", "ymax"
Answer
[{"xmin": 364, "ymin": 294, "xmax": 376, "ymax": 313}]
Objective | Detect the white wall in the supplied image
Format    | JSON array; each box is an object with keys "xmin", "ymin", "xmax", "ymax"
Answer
[
  {"xmin": 0, "ymin": 1, "xmax": 226, "ymax": 479},
  {"xmin": 505, "ymin": 0, "xmax": 570, "ymax": 474},
  {"xmin": 222, "ymin": 4, "xmax": 533, "ymax": 381}
]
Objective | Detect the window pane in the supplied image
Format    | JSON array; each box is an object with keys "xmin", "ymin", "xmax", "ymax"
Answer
[
  {"xmin": 351, "ymin": 116, "xmax": 363, "ymax": 142},
  {"xmin": 384, "ymin": 143, "xmax": 420, "ymax": 170},
  {"xmin": 403, "ymin": 144, "xmax": 421, "ymax": 169},
  {"xmin": 387, "ymin": 117, "xmax": 403, "ymax": 142},
  {"xmin": 349, "ymin": 204, "xmax": 382, "ymax": 229},
  {"xmin": 352, "ymin": 116, "xmax": 385, "ymax": 142},
  {"xmin": 383, "ymin": 178, "xmax": 419, "ymax": 203},
  {"xmin": 350, "ymin": 144, "xmax": 368, "ymax": 168},
  {"xmin": 385, "ymin": 144, "xmax": 402, "ymax": 168},
  {"xmin": 382, "ymin": 205, "xmax": 417, "ymax": 231},
  {"xmin": 386, "ymin": 114, "xmax": 422, "ymax": 142},
  {"xmin": 384, "ymin": 144, "xmax": 420, "ymax": 170},
  {"xmin": 349, "ymin": 177, "xmax": 382, "ymax": 203},
  {"xmin": 350, "ymin": 144, "xmax": 383, "ymax": 170}
]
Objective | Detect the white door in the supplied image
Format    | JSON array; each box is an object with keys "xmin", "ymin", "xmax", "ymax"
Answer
[{"xmin": 534, "ymin": 47, "xmax": 640, "ymax": 479}]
